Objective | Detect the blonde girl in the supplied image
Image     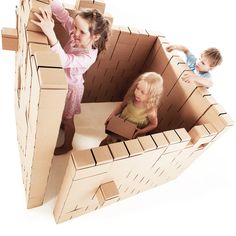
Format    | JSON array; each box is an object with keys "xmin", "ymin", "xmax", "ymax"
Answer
[{"xmin": 100, "ymin": 72, "xmax": 163, "ymax": 146}]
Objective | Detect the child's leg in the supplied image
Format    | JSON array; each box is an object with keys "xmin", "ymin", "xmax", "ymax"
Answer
[{"xmin": 54, "ymin": 118, "xmax": 75, "ymax": 155}]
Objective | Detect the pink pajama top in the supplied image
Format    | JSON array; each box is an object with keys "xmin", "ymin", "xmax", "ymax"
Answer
[{"xmin": 50, "ymin": 0, "xmax": 98, "ymax": 119}]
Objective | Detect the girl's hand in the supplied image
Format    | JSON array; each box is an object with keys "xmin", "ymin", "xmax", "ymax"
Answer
[{"xmin": 31, "ymin": 8, "xmax": 57, "ymax": 46}]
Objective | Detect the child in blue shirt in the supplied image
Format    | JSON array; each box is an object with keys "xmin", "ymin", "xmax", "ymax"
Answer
[{"xmin": 166, "ymin": 45, "xmax": 222, "ymax": 88}]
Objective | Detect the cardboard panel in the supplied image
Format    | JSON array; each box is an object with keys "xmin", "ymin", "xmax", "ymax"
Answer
[
  {"xmin": 124, "ymin": 139, "xmax": 143, "ymax": 156},
  {"xmin": 179, "ymin": 89, "xmax": 217, "ymax": 130},
  {"xmin": 92, "ymin": 146, "xmax": 113, "ymax": 165},
  {"xmin": 33, "ymin": 51, "xmax": 62, "ymax": 68},
  {"xmin": 77, "ymin": 0, "xmax": 105, "ymax": 14},
  {"xmin": 108, "ymin": 142, "xmax": 129, "ymax": 160},
  {"xmin": 54, "ymin": 157, "xmax": 76, "ymax": 222},
  {"xmin": 106, "ymin": 115, "xmax": 137, "ymax": 140},
  {"xmin": 22, "ymin": 53, "xmax": 67, "ymax": 208},
  {"xmin": 24, "ymin": 0, "xmax": 52, "ymax": 33},
  {"xmin": 1, "ymin": 27, "xmax": 18, "ymax": 51},
  {"xmin": 161, "ymin": 57, "xmax": 190, "ymax": 97},
  {"xmin": 95, "ymin": 181, "xmax": 119, "ymax": 206}
]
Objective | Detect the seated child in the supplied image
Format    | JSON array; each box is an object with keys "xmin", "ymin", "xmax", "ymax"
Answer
[
  {"xmin": 100, "ymin": 72, "xmax": 164, "ymax": 146},
  {"xmin": 166, "ymin": 45, "xmax": 222, "ymax": 88}
]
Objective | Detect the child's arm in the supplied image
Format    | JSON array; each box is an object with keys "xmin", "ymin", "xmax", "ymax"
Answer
[
  {"xmin": 51, "ymin": 42, "xmax": 97, "ymax": 68},
  {"xmin": 49, "ymin": 0, "xmax": 74, "ymax": 34},
  {"xmin": 105, "ymin": 102, "xmax": 127, "ymax": 125},
  {"xmin": 133, "ymin": 111, "xmax": 158, "ymax": 138},
  {"xmin": 32, "ymin": 8, "xmax": 96, "ymax": 69},
  {"xmin": 31, "ymin": 8, "xmax": 58, "ymax": 46},
  {"xmin": 182, "ymin": 73, "xmax": 213, "ymax": 88},
  {"xmin": 166, "ymin": 44, "xmax": 190, "ymax": 55}
]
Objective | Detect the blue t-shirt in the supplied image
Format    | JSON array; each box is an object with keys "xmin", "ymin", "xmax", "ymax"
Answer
[{"xmin": 186, "ymin": 53, "xmax": 211, "ymax": 79}]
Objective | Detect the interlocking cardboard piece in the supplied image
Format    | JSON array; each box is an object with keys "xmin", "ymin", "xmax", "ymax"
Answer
[
  {"xmin": 23, "ymin": 0, "xmax": 52, "ymax": 33},
  {"xmin": 1, "ymin": 28, "xmax": 18, "ymax": 51},
  {"xmin": 105, "ymin": 115, "xmax": 137, "ymax": 140},
  {"xmin": 1, "ymin": 0, "xmax": 234, "ymax": 223},
  {"xmin": 96, "ymin": 181, "xmax": 119, "ymax": 206},
  {"xmin": 76, "ymin": 0, "xmax": 105, "ymax": 14}
]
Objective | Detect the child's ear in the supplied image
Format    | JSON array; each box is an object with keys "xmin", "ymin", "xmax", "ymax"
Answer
[{"xmin": 93, "ymin": 34, "xmax": 101, "ymax": 42}]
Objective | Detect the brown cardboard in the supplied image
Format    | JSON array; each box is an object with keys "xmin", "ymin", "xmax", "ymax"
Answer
[
  {"xmin": 124, "ymin": 139, "xmax": 143, "ymax": 156},
  {"xmin": 37, "ymin": 68, "xmax": 67, "ymax": 89},
  {"xmin": 72, "ymin": 149, "xmax": 96, "ymax": 170},
  {"xmin": 22, "ymin": 53, "xmax": 68, "ymax": 208},
  {"xmin": 108, "ymin": 142, "xmax": 129, "ymax": 160},
  {"xmin": 26, "ymin": 30, "xmax": 48, "ymax": 45},
  {"xmin": 91, "ymin": 146, "xmax": 113, "ymax": 165},
  {"xmin": 77, "ymin": 0, "xmax": 105, "ymax": 14},
  {"xmin": 138, "ymin": 135, "xmax": 157, "ymax": 151},
  {"xmin": 106, "ymin": 115, "xmax": 137, "ymax": 140},
  {"xmin": 33, "ymin": 51, "xmax": 62, "ymax": 68},
  {"xmin": 24, "ymin": 0, "xmax": 52, "ymax": 33},
  {"xmin": 151, "ymin": 132, "xmax": 169, "ymax": 148},
  {"xmin": 178, "ymin": 89, "xmax": 217, "ymax": 130},
  {"xmin": 96, "ymin": 181, "xmax": 119, "ymax": 206},
  {"xmin": 1, "ymin": 27, "xmax": 18, "ymax": 51},
  {"xmin": 54, "ymin": 157, "xmax": 76, "ymax": 222},
  {"xmin": 29, "ymin": 43, "xmax": 50, "ymax": 55},
  {"xmin": 161, "ymin": 56, "xmax": 191, "ymax": 96}
]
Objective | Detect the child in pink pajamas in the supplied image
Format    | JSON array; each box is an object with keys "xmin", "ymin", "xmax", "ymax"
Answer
[{"xmin": 32, "ymin": 0, "xmax": 111, "ymax": 155}]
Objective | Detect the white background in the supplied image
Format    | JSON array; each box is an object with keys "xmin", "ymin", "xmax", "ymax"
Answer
[{"xmin": 0, "ymin": 0, "xmax": 235, "ymax": 235}]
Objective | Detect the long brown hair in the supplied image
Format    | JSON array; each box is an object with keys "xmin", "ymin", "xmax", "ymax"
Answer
[{"xmin": 75, "ymin": 9, "xmax": 111, "ymax": 54}]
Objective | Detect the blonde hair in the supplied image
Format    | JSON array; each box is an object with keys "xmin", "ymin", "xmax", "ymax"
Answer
[
  {"xmin": 202, "ymin": 47, "xmax": 223, "ymax": 67},
  {"xmin": 123, "ymin": 72, "xmax": 163, "ymax": 114}
]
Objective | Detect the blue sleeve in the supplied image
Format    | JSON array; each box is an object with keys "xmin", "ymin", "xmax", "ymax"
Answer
[{"xmin": 186, "ymin": 53, "xmax": 197, "ymax": 71}]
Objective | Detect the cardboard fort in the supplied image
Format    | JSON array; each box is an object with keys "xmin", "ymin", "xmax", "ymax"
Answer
[{"xmin": 1, "ymin": 0, "xmax": 234, "ymax": 223}]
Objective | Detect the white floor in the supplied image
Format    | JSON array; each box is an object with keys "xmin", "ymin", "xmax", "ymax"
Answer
[
  {"xmin": 73, "ymin": 102, "xmax": 120, "ymax": 150},
  {"xmin": 1, "ymin": 0, "xmax": 236, "ymax": 236}
]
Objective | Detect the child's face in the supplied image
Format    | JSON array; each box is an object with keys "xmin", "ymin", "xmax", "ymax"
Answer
[
  {"xmin": 134, "ymin": 80, "xmax": 149, "ymax": 103},
  {"xmin": 73, "ymin": 15, "xmax": 97, "ymax": 49},
  {"xmin": 195, "ymin": 54, "xmax": 212, "ymax": 72}
]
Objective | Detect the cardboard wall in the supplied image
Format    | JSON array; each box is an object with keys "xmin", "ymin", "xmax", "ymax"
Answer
[
  {"xmin": 13, "ymin": 0, "xmax": 68, "ymax": 208},
  {"xmin": 54, "ymin": 123, "xmax": 233, "ymax": 223}
]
